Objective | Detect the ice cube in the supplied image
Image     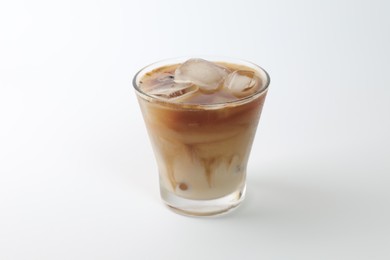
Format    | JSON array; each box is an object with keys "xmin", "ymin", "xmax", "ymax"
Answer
[
  {"xmin": 156, "ymin": 73, "xmax": 175, "ymax": 83},
  {"xmin": 174, "ymin": 59, "xmax": 229, "ymax": 93},
  {"xmin": 148, "ymin": 83, "xmax": 199, "ymax": 101},
  {"xmin": 224, "ymin": 70, "xmax": 260, "ymax": 98},
  {"xmin": 146, "ymin": 73, "xmax": 175, "ymax": 92}
]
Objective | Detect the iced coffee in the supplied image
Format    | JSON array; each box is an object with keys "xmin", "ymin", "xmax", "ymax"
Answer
[{"xmin": 133, "ymin": 58, "xmax": 269, "ymax": 216}]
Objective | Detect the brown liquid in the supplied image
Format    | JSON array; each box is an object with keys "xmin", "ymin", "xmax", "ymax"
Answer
[{"xmin": 137, "ymin": 62, "xmax": 267, "ymax": 199}]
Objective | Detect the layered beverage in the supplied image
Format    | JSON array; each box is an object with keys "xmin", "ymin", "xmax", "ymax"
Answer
[{"xmin": 133, "ymin": 58, "xmax": 269, "ymax": 216}]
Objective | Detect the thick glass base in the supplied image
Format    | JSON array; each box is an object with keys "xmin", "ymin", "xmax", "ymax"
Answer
[{"xmin": 160, "ymin": 185, "xmax": 246, "ymax": 217}]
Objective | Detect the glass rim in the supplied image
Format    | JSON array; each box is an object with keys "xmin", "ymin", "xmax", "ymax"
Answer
[{"xmin": 132, "ymin": 56, "xmax": 270, "ymax": 109}]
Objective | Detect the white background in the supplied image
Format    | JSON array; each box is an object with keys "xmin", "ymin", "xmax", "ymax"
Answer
[{"xmin": 1, "ymin": 0, "xmax": 389, "ymax": 259}]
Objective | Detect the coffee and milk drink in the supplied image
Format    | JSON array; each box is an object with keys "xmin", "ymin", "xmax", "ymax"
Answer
[{"xmin": 133, "ymin": 58, "xmax": 269, "ymax": 216}]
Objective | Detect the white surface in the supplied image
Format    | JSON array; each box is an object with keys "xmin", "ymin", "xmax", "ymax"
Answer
[{"xmin": 1, "ymin": 0, "xmax": 390, "ymax": 259}]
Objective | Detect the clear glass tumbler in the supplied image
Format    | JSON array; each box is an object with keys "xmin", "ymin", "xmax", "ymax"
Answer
[{"xmin": 133, "ymin": 57, "xmax": 270, "ymax": 216}]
